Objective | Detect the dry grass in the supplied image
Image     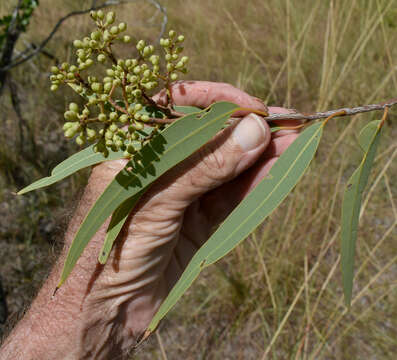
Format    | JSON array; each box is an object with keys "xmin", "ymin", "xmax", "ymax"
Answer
[{"xmin": 0, "ymin": 0, "xmax": 396, "ymax": 359}]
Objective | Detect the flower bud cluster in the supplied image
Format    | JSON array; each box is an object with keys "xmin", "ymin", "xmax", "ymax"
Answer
[
  {"xmin": 160, "ymin": 30, "xmax": 189, "ymax": 81},
  {"xmin": 50, "ymin": 10, "xmax": 189, "ymax": 158}
]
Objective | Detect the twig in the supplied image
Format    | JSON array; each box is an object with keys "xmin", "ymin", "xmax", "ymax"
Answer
[
  {"xmin": 1, "ymin": 0, "xmax": 168, "ymax": 72},
  {"xmin": 261, "ymin": 98, "xmax": 397, "ymax": 122}
]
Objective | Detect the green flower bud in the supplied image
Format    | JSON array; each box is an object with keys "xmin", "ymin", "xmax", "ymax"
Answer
[
  {"xmin": 175, "ymin": 61, "xmax": 184, "ymax": 69},
  {"xmin": 91, "ymin": 82, "xmax": 103, "ymax": 92},
  {"xmin": 109, "ymin": 123, "xmax": 118, "ymax": 132},
  {"xmin": 136, "ymin": 40, "xmax": 145, "ymax": 51},
  {"xmin": 90, "ymin": 11, "xmax": 97, "ymax": 20},
  {"xmin": 110, "ymin": 26, "xmax": 119, "ymax": 35},
  {"xmin": 69, "ymin": 103, "xmax": 79, "ymax": 112},
  {"xmin": 165, "ymin": 54, "xmax": 172, "ymax": 61},
  {"xmin": 109, "ymin": 112, "xmax": 118, "ymax": 121},
  {"xmin": 86, "ymin": 128, "xmax": 96, "ymax": 140},
  {"xmin": 67, "ymin": 72, "xmax": 75, "ymax": 80},
  {"xmin": 133, "ymin": 121, "xmax": 144, "ymax": 130},
  {"xmin": 133, "ymin": 66, "xmax": 141, "ymax": 74},
  {"xmin": 106, "ymin": 69, "xmax": 115, "ymax": 77},
  {"xmin": 169, "ymin": 30, "xmax": 176, "ymax": 38},
  {"xmin": 85, "ymin": 59, "xmax": 94, "ymax": 67},
  {"xmin": 167, "ymin": 63, "xmax": 174, "ymax": 72},
  {"xmin": 50, "ymin": 75, "xmax": 57, "ymax": 81},
  {"xmin": 104, "ymin": 82, "xmax": 112, "ymax": 92},
  {"xmin": 134, "ymin": 113, "xmax": 141, "ymax": 121},
  {"xmin": 89, "ymin": 40, "xmax": 97, "ymax": 48},
  {"xmin": 133, "ymin": 89, "xmax": 142, "ymax": 97},
  {"xmin": 172, "ymin": 53, "xmax": 178, "ymax": 60},
  {"xmin": 161, "ymin": 38, "xmax": 170, "ymax": 47},
  {"xmin": 100, "ymin": 94, "xmax": 108, "ymax": 101},
  {"xmin": 56, "ymin": 74, "xmax": 65, "ymax": 80},
  {"xmin": 64, "ymin": 128, "xmax": 75, "ymax": 138},
  {"xmin": 91, "ymin": 31, "xmax": 101, "ymax": 41},
  {"xmin": 76, "ymin": 135, "xmax": 85, "ymax": 146},
  {"xmin": 134, "ymin": 103, "xmax": 143, "ymax": 111},
  {"xmin": 97, "ymin": 54, "xmax": 106, "ymax": 63},
  {"xmin": 103, "ymin": 30, "xmax": 111, "ymax": 42},
  {"xmin": 119, "ymin": 114, "xmax": 129, "ymax": 123},
  {"xmin": 143, "ymin": 69, "xmax": 151, "ymax": 78},
  {"xmin": 181, "ymin": 56, "xmax": 189, "ymax": 64},
  {"xmin": 106, "ymin": 11, "xmax": 115, "ymax": 24},
  {"xmin": 98, "ymin": 113, "xmax": 107, "ymax": 122},
  {"xmin": 105, "ymin": 139, "xmax": 114, "ymax": 146},
  {"xmin": 125, "ymin": 85, "xmax": 134, "ymax": 93},
  {"xmin": 117, "ymin": 59, "xmax": 125, "ymax": 67},
  {"xmin": 70, "ymin": 65, "xmax": 78, "ymax": 72},
  {"xmin": 105, "ymin": 130, "xmax": 114, "ymax": 140},
  {"xmin": 51, "ymin": 66, "xmax": 59, "ymax": 74},
  {"xmin": 77, "ymin": 49, "xmax": 86, "ymax": 59},
  {"xmin": 82, "ymin": 108, "xmax": 90, "ymax": 116},
  {"xmin": 113, "ymin": 79, "xmax": 121, "ymax": 86},
  {"xmin": 170, "ymin": 73, "xmax": 178, "ymax": 81},
  {"xmin": 73, "ymin": 39, "xmax": 84, "ymax": 48},
  {"xmin": 175, "ymin": 46, "xmax": 184, "ymax": 53},
  {"xmin": 130, "ymin": 132, "xmax": 139, "ymax": 140},
  {"xmin": 153, "ymin": 65, "xmax": 160, "ymax": 73},
  {"xmin": 115, "ymin": 139, "xmax": 124, "ymax": 148},
  {"xmin": 177, "ymin": 35, "xmax": 185, "ymax": 42},
  {"xmin": 64, "ymin": 110, "xmax": 78, "ymax": 121},
  {"xmin": 143, "ymin": 45, "xmax": 153, "ymax": 57},
  {"xmin": 123, "ymin": 35, "xmax": 131, "ymax": 43},
  {"xmin": 118, "ymin": 22, "xmax": 127, "ymax": 31},
  {"xmin": 141, "ymin": 114, "xmax": 150, "ymax": 122},
  {"xmin": 83, "ymin": 37, "xmax": 91, "ymax": 48},
  {"xmin": 97, "ymin": 10, "xmax": 104, "ymax": 19},
  {"xmin": 150, "ymin": 55, "xmax": 159, "ymax": 65},
  {"xmin": 63, "ymin": 122, "xmax": 74, "ymax": 131}
]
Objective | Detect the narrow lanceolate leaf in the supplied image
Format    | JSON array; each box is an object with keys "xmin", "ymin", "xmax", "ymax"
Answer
[
  {"xmin": 99, "ymin": 193, "xmax": 143, "ymax": 264},
  {"xmin": 58, "ymin": 102, "xmax": 240, "ymax": 288},
  {"xmin": 99, "ymin": 106, "xmax": 203, "ymax": 264},
  {"xmin": 147, "ymin": 121, "xmax": 324, "ymax": 333},
  {"xmin": 341, "ymin": 120, "xmax": 383, "ymax": 307},
  {"xmin": 17, "ymin": 145, "xmax": 125, "ymax": 195}
]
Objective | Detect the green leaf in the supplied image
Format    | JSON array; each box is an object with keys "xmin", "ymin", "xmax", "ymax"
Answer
[
  {"xmin": 98, "ymin": 193, "xmax": 143, "ymax": 264},
  {"xmin": 341, "ymin": 120, "xmax": 382, "ymax": 307},
  {"xmin": 17, "ymin": 145, "xmax": 126, "ymax": 195},
  {"xmin": 99, "ymin": 105, "xmax": 203, "ymax": 264},
  {"xmin": 174, "ymin": 105, "xmax": 202, "ymax": 114},
  {"xmin": 58, "ymin": 102, "xmax": 240, "ymax": 288},
  {"xmin": 147, "ymin": 121, "xmax": 325, "ymax": 333}
]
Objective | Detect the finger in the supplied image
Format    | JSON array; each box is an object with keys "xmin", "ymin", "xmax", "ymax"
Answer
[{"xmin": 152, "ymin": 81, "xmax": 267, "ymax": 116}]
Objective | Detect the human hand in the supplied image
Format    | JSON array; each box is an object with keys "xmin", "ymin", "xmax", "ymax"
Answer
[
  {"xmin": 78, "ymin": 81, "xmax": 300, "ymax": 340},
  {"xmin": 0, "ymin": 81, "xmax": 300, "ymax": 360}
]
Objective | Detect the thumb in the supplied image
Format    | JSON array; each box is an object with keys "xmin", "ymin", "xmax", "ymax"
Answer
[{"xmin": 153, "ymin": 113, "xmax": 271, "ymax": 207}]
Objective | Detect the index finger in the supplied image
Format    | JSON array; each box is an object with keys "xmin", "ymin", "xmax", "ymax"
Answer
[{"xmin": 152, "ymin": 80, "xmax": 267, "ymax": 116}]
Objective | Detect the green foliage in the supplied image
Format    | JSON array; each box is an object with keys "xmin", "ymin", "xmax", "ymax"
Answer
[
  {"xmin": 341, "ymin": 120, "xmax": 383, "ymax": 307},
  {"xmin": 147, "ymin": 121, "xmax": 325, "ymax": 333},
  {"xmin": 0, "ymin": 0, "xmax": 39, "ymax": 50}
]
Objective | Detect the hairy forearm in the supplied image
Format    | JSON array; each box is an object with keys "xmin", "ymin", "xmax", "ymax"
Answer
[{"xmin": 0, "ymin": 170, "xmax": 135, "ymax": 359}]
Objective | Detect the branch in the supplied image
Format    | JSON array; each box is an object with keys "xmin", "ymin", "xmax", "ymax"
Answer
[
  {"xmin": 1, "ymin": 0, "xmax": 167, "ymax": 71},
  {"xmin": 261, "ymin": 98, "xmax": 397, "ymax": 122}
]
